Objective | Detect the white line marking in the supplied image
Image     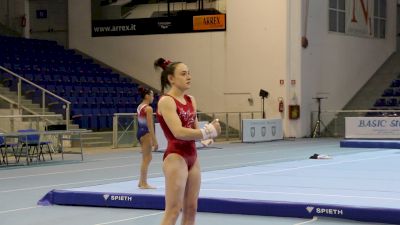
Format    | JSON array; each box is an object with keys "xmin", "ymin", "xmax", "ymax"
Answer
[
  {"xmin": 202, "ymin": 154, "xmax": 396, "ymax": 183},
  {"xmin": 200, "ymin": 188, "xmax": 400, "ymax": 201},
  {"xmin": 93, "ymin": 212, "xmax": 164, "ymax": 225},
  {"xmin": 87, "ymin": 156, "xmax": 135, "ymax": 162},
  {"xmin": 0, "ymin": 143, "xmax": 340, "ymax": 180},
  {"xmin": 0, "ymin": 164, "xmax": 137, "ymax": 180},
  {"xmin": 0, "ymin": 153, "xmax": 311, "ymax": 181},
  {"xmin": 0, "ymin": 175, "xmax": 139, "ymax": 193},
  {"xmin": 0, "ymin": 156, "xmax": 302, "ymax": 193},
  {"xmin": 0, "ymin": 206, "xmax": 41, "ymax": 214},
  {"xmin": 294, "ymin": 217, "xmax": 318, "ymax": 225}
]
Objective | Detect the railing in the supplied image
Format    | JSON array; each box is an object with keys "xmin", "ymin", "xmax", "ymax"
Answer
[
  {"xmin": 0, "ymin": 66, "xmax": 71, "ymax": 129},
  {"xmin": 112, "ymin": 113, "xmax": 138, "ymax": 148},
  {"xmin": 310, "ymin": 109, "xmax": 400, "ymax": 138},
  {"xmin": 112, "ymin": 111, "xmax": 263, "ymax": 148},
  {"xmin": 156, "ymin": 0, "xmax": 226, "ymax": 13}
]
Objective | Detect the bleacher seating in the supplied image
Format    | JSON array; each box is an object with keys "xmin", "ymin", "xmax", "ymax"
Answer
[
  {"xmin": 382, "ymin": 88, "xmax": 394, "ymax": 97},
  {"xmin": 0, "ymin": 35, "xmax": 157, "ymax": 131},
  {"xmin": 368, "ymin": 74, "xmax": 400, "ymax": 117}
]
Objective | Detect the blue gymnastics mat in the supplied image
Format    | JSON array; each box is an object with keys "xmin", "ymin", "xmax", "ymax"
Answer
[
  {"xmin": 340, "ymin": 139, "xmax": 400, "ymax": 149},
  {"xmin": 39, "ymin": 150, "xmax": 400, "ymax": 224}
]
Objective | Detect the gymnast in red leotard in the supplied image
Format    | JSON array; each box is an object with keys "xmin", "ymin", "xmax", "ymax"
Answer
[
  {"xmin": 157, "ymin": 94, "xmax": 197, "ymax": 170},
  {"xmin": 154, "ymin": 58, "xmax": 221, "ymax": 225}
]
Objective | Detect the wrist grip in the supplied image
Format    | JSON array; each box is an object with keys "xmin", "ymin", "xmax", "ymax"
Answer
[{"xmin": 200, "ymin": 123, "xmax": 218, "ymax": 140}]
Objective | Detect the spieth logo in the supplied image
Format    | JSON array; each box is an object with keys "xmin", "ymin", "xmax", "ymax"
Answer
[
  {"xmin": 103, "ymin": 194, "xmax": 133, "ymax": 202},
  {"xmin": 158, "ymin": 22, "xmax": 172, "ymax": 29},
  {"xmin": 103, "ymin": 194, "xmax": 110, "ymax": 201},
  {"xmin": 306, "ymin": 206, "xmax": 343, "ymax": 215}
]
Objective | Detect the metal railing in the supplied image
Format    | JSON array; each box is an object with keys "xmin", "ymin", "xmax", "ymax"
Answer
[
  {"xmin": 0, "ymin": 66, "xmax": 71, "ymax": 129},
  {"xmin": 112, "ymin": 111, "xmax": 263, "ymax": 148},
  {"xmin": 156, "ymin": 0, "xmax": 226, "ymax": 13}
]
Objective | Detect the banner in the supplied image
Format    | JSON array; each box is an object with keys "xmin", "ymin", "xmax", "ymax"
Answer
[
  {"xmin": 345, "ymin": 117, "xmax": 400, "ymax": 139},
  {"xmin": 346, "ymin": 0, "xmax": 374, "ymax": 38},
  {"xmin": 242, "ymin": 119, "xmax": 283, "ymax": 143},
  {"xmin": 193, "ymin": 14, "xmax": 226, "ymax": 31},
  {"xmin": 91, "ymin": 0, "xmax": 226, "ymax": 37}
]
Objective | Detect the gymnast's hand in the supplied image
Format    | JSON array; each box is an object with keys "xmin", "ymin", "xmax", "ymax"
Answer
[
  {"xmin": 210, "ymin": 119, "xmax": 221, "ymax": 136},
  {"xmin": 152, "ymin": 139, "xmax": 158, "ymax": 151},
  {"xmin": 200, "ymin": 119, "xmax": 221, "ymax": 140}
]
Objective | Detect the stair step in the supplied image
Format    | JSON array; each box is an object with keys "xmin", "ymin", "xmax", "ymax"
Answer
[
  {"xmin": 81, "ymin": 141, "xmax": 112, "ymax": 147},
  {"xmin": 0, "ymin": 71, "xmax": 83, "ymax": 132},
  {"xmin": 68, "ymin": 125, "xmax": 80, "ymax": 129},
  {"xmin": 80, "ymin": 137, "xmax": 104, "ymax": 141},
  {"xmin": 26, "ymin": 108, "xmax": 55, "ymax": 113},
  {"xmin": 0, "ymin": 95, "xmax": 31, "ymax": 103},
  {"xmin": 73, "ymin": 131, "xmax": 113, "ymax": 147},
  {"xmin": 69, "ymin": 134, "xmax": 112, "ymax": 147}
]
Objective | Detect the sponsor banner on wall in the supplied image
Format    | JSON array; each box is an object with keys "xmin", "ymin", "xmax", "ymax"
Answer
[
  {"xmin": 155, "ymin": 121, "xmax": 208, "ymax": 152},
  {"xmin": 345, "ymin": 0, "xmax": 374, "ymax": 38},
  {"xmin": 345, "ymin": 117, "xmax": 400, "ymax": 139},
  {"xmin": 193, "ymin": 14, "xmax": 226, "ymax": 31},
  {"xmin": 242, "ymin": 119, "xmax": 283, "ymax": 143},
  {"xmin": 91, "ymin": 1, "xmax": 226, "ymax": 37}
]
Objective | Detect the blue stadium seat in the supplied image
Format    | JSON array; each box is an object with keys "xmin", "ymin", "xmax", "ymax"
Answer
[
  {"xmin": 391, "ymin": 80, "xmax": 400, "ymax": 88},
  {"xmin": 374, "ymin": 98, "xmax": 386, "ymax": 107},
  {"xmin": 387, "ymin": 98, "xmax": 398, "ymax": 107},
  {"xmin": 382, "ymin": 88, "xmax": 394, "ymax": 97}
]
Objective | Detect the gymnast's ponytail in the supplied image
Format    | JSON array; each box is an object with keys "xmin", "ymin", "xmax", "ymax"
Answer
[
  {"xmin": 138, "ymin": 86, "xmax": 152, "ymax": 100},
  {"xmin": 154, "ymin": 58, "xmax": 181, "ymax": 94}
]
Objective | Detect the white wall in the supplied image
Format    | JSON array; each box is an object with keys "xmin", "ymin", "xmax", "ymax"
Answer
[
  {"xmin": 0, "ymin": 0, "xmax": 26, "ymax": 34},
  {"xmin": 286, "ymin": 0, "xmax": 303, "ymax": 137},
  {"xmin": 300, "ymin": 0, "xmax": 396, "ymax": 136},
  {"xmin": 224, "ymin": 0, "xmax": 288, "ymax": 117},
  {"xmin": 29, "ymin": 0, "xmax": 68, "ymax": 46},
  {"xmin": 0, "ymin": 0, "xmax": 8, "ymax": 25},
  {"xmin": 68, "ymin": 0, "xmax": 397, "ymax": 138},
  {"xmin": 68, "ymin": 0, "xmax": 289, "ymax": 120}
]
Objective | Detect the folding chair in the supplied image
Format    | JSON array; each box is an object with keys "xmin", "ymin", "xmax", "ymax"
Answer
[
  {"xmin": 0, "ymin": 135, "xmax": 18, "ymax": 165},
  {"xmin": 0, "ymin": 136, "xmax": 7, "ymax": 165},
  {"xmin": 17, "ymin": 129, "xmax": 52, "ymax": 163}
]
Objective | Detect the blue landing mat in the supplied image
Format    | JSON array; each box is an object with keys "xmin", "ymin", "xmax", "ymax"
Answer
[
  {"xmin": 340, "ymin": 139, "xmax": 400, "ymax": 149},
  {"xmin": 39, "ymin": 150, "xmax": 400, "ymax": 224}
]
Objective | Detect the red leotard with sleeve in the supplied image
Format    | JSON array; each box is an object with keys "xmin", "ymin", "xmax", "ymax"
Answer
[{"xmin": 156, "ymin": 94, "xmax": 197, "ymax": 170}]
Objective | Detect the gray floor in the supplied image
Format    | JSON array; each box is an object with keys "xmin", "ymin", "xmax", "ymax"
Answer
[{"xmin": 0, "ymin": 138, "xmax": 390, "ymax": 225}]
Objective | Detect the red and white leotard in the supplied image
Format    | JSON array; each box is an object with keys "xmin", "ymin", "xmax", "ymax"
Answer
[{"xmin": 157, "ymin": 94, "xmax": 197, "ymax": 170}]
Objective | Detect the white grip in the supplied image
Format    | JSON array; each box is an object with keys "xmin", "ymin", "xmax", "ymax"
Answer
[{"xmin": 200, "ymin": 123, "xmax": 218, "ymax": 140}]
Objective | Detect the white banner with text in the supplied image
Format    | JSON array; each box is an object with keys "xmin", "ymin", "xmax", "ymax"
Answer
[{"xmin": 345, "ymin": 117, "xmax": 400, "ymax": 139}]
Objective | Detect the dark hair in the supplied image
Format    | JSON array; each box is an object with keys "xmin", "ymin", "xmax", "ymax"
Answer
[
  {"xmin": 138, "ymin": 86, "xmax": 152, "ymax": 99},
  {"xmin": 154, "ymin": 58, "xmax": 182, "ymax": 94}
]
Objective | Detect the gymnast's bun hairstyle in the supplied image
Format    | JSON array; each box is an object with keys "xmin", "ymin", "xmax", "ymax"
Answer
[
  {"xmin": 138, "ymin": 86, "xmax": 152, "ymax": 99},
  {"xmin": 154, "ymin": 58, "xmax": 181, "ymax": 94}
]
